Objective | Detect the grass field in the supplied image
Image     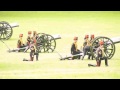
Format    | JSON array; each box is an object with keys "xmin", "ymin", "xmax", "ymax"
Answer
[{"xmin": 0, "ymin": 11, "xmax": 120, "ymax": 79}]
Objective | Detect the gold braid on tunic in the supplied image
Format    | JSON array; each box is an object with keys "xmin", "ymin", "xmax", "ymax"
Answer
[{"xmin": 74, "ymin": 42, "xmax": 78, "ymax": 51}]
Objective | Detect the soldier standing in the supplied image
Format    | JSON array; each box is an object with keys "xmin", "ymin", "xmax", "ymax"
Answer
[
  {"xmin": 26, "ymin": 31, "xmax": 32, "ymax": 46},
  {"xmin": 33, "ymin": 31, "xmax": 38, "ymax": 43},
  {"xmin": 88, "ymin": 34, "xmax": 95, "ymax": 60},
  {"xmin": 23, "ymin": 31, "xmax": 32, "ymax": 52},
  {"xmin": 82, "ymin": 35, "xmax": 91, "ymax": 60},
  {"xmin": 90, "ymin": 34, "xmax": 95, "ymax": 43}
]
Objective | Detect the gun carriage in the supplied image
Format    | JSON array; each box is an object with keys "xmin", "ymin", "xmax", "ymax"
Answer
[
  {"xmin": 36, "ymin": 33, "xmax": 61, "ymax": 53},
  {"xmin": 0, "ymin": 21, "xmax": 19, "ymax": 40},
  {"xmin": 60, "ymin": 36, "xmax": 120, "ymax": 60},
  {"xmin": 7, "ymin": 33, "xmax": 61, "ymax": 53},
  {"xmin": 90, "ymin": 36, "xmax": 120, "ymax": 60}
]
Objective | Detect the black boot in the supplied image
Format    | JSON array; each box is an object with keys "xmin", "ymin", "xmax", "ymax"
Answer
[
  {"xmin": 99, "ymin": 60, "xmax": 101, "ymax": 66},
  {"xmin": 92, "ymin": 57, "xmax": 94, "ymax": 60},
  {"xmin": 81, "ymin": 56, "xmax": 84, "ymax": 60},
  {"xmin": 78, "ymin": 55, "xmax": 81, "ymax": 60},
  {"xmin": 96, "ymin": 60, "xmax": 100, "ymax": 67},
  {"xmin": 96, "ymin": 60, "xmax": 101, "ymax": 67},
  {"xmin": 23, "ymin": 58, "xmax": 29, "ymax": 61},
  {"xmin": 88, "ymin": 64, "xmax": 97, "ymax": 67},
  {"xmin": 35, "ymin": 52, "xmax": 39, "ymax": 61},
  {"xmin": 72, "ymin": 57, "xmax": 74, "ymax": 60},
  {"xmin": 36, "ymin": 55, "xmax": 38, "ymax": 61},
  {"xmin": 105, "ymin": 57, "xmax": 108, "ymax": 66},
  {"xmin": 88, "ymin": 54, "xmax": 91, "ymax": 60}
]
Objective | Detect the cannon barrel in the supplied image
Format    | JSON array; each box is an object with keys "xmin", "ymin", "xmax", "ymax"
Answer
[
  {"xmin": 110, "ymin": 37, "xmax": 120, "ymax": 44},
  {"xmin": 51, "ymin": 34, "xmax": 61, "ymax": 40},
  {"xmin": 9, "ymin": 23, "xmax": 19, "ymax": 28}
]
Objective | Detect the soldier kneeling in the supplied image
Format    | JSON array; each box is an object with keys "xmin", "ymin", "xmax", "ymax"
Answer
[
  {"xmin": 88, "ymin": 41, "xmax": 108, "ymax": 67},
  {"xmin": 23, "ymin": 44, "xmax": 39, "ymax": 61}
]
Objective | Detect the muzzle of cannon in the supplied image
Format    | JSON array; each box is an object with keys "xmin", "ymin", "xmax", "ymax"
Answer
[
  {"xmin": 0, "ymin": 21, "xmax": 19, "ymax": 40},
  {"xmin": 90, "ymin": 36, "xmax": 120, "ymax": 59}
]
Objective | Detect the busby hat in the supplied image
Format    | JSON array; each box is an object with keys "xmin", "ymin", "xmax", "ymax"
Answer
[
  {"xmin": 28, "ymin": 31, "xmax": 32, "ymax": 34},
  {"xmin": 74, "ymin": 37, "xmax": 78, "ymax": 40},
  {"xmin": 91, "ymin": 34, "xmax": 94, "ymax": 38},
  {"xmin": 19, "ymin": 34, "xmax": 23, "ymax": 37},
  {"xmin": 85, "ymin": 35, "xmax": 89, "ymax": 38},
  {"xmin": 99, "ymin": 41, "xmax": 104, "ymax": 45}
]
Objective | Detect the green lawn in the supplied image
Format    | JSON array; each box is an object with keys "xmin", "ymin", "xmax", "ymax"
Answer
[{"xmin": 0, "ymin": 11, "xmax": 120, "ymax": 79}]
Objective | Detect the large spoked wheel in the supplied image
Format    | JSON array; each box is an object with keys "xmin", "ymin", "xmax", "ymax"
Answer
[
  {"xmin": 90, "ymin": 36, "xmax": 115, "ymax": 59},
  {"xmin": 36, "ymin": 33, "xmax": 56, "ymax": 53},
  {"xmin": 0, "ymin": 21, "xmax": 13, "ymax": 40}
]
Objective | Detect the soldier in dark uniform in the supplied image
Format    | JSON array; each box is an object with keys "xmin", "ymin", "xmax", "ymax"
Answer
[
  {"xmin": 88, "ymin": 41, "xmax": 108, "ymax": 67},
  {"xmin": 23, "ymin": 40, "xmax": 39, "ymax": 61},
  {"xmin": 32, "ymin": 31, "xmax": 39, "ymax": 55},
  {"xmin": 24, "ymin": 31, "xmax": 32, "ymax": 52},
  {"xmin": 30, "ymin": 46, "xmax": 35, "ymax": 61},
  {"xmin": 71, "ymin": 37, "xmax": 82, "ymax": 60}
]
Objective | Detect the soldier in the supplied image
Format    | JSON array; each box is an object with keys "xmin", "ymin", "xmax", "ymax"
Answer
[
  {"xmin": 32, "ymin": 31, "xmax": 38, "ymax": 46},
  {"xmin": 88, "ymin": 41, "xmax": 108, "ymax": 67},
  {"xmin": 33, "ymin": 31, "xmax": 38, "ymax": 41},
  {"xmin": 24, "ymin": 36, "xmax": 37, "ymax": 53},
  {"xmin": 23, "ymin": 31, "xmax": 32, "ymax": 52},
  {"xmin": 17, "ymin": 34, "xmax": 26, "ymax": 52},
  {"xmin": 30, "ymin": 39, "xmax": 39, "ymax": 61},
  {"xmin": 23, "ymin": 46, "xmax": 35, "ymax": 61},
  {"xmin": 23, "ymin": 40, "xmax": 39, "ymax": 61},
  {"xmin": 26, "ymin": 31, "xmax": 32, "ymax": 46},
  {"xmin": 71, "ymin": 37, "xmax": 82, "ymax": 60},
  {"xmin": 17, "ymin": 34, "xmax": 23, "ymax": 48},
  {"xmin": 83, "ymin": 35, "xmax": 89, "ymax": 47},
  {"xmin": 90, "ymin": 34, "xmax": 95, "ymax": 43},
  {"xmin": 88, "ymin": 34, "xmax": 95, "ymax": 60},
  {"xmin": 29, "ymin": 45, "xmax": 35, "ymax": 61},
  {"xmin": 8, "ymin": 34, "xmax": 25, "ymax": 52},
  {"xmin": 82, "ymin": 35, "xmax": 91, "ymax": 60}
]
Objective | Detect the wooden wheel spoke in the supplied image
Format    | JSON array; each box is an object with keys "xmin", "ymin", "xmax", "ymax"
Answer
[
  {"xmin": 36, "ymin": 33, "xmax": 56, "ymax": 53},
  {"xmin": 0, "ymin": 21, "xmax": 13, "ymax": 40},
  {"xmin": 91, "ymin": 36, "xmax": 115, "ymax": 59}
]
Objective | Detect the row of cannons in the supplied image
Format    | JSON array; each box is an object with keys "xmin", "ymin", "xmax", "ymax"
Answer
[{"xmin": 0, "ymin": 21, "xmax": 120, "ymax": 60}]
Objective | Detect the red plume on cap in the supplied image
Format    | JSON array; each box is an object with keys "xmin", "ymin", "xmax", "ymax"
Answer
[
  {"xmin": 28, "ymin": 31, "xmax": 32, "ymax": 34},
  {"xmin": 74, "ymin": 37, "xmax": 78, "ymax": 40},
  {"xmin": 33, "ymin": 31, "xmax": 37, "ymax": 34},
  {"xmin": 91, "ymin": 34, "xmax": 94, "ymax": 38},
  {"xmin": 99, "ymin": 41, "xmax": 104, "ymax": 45},
  {"xmin": 19, "ymin": 34, "xmax": 23, "ymax": 37},
  {"xmin": 85, "ymin": 35, "xmax": 89, "ymax": 38}
]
